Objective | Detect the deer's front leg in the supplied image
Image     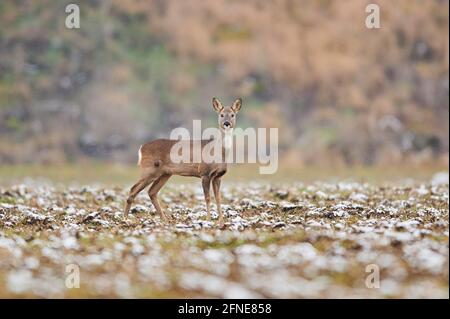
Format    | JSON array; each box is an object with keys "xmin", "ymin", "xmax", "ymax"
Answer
[
  {"xmin": 124, "ymin": 178, "xmax": 152, "ymax": 217},
  {"xmin": 201, "ymin": 177, "xmax": 211, "ymax": 220},
  {"xmin": 212, "ymin": 177, "xmax": 223, "ymax": 226}
]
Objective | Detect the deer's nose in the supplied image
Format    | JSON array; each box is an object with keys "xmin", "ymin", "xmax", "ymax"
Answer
[{"xmin": 223, "ymin": 121, "xmax": 231, "ymax": 127}]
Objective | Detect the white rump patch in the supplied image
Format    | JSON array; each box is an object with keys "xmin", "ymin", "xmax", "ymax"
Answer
[{"xmin": 137, "ymin": 145, "xmax": 142, "ymax": 166}]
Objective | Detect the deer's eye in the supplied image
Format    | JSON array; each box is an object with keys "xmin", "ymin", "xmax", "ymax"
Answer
[
  {"xmin": 231, "ymin": 114, "xmax": 235, "ymax": 118},
  {"xmin": 220, "ymin": 114, "xmax": 224, "ymax": 117}
]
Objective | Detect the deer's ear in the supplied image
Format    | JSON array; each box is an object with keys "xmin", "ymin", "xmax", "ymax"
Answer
[
  {"xmin": 231, "ymin": 98, "xmax": 242, "ymax": 113},
  {"xmin": 212, "ymin": 97, "xmax": 223, "ymax": 112}
]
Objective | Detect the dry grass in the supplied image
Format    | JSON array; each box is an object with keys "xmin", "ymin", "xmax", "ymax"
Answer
[{"xmin": 0, "ymin": 163, "xmax": 446, "ymax": 185}]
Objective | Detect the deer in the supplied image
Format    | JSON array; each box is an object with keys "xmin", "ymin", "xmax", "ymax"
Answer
[{"xmin": 124, "ymin": 97, "xmax": 242, "ymax": 227}]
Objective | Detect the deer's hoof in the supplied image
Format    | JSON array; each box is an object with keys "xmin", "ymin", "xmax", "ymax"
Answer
[{"xmin": 161, "ymin": 215, "xmax": 174, "ymax": 224}]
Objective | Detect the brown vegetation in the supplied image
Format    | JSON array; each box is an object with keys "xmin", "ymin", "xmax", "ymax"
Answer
[{"xmin": 0, "ymin": 0, "xmax": 448, "ymax": 166}]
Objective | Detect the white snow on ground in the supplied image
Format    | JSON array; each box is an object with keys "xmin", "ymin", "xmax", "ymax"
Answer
[{"xmin": 0, "ymin": 181, "xmax": 448, "ymax": 298}]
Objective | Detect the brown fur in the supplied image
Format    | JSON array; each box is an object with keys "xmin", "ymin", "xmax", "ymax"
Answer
[{"xmin": 124, "ymin": 98, "xmax": 242, "ymax": 226}]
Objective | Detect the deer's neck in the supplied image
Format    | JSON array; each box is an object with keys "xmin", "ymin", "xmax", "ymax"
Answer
[{"xmin": 222, "ymin": 129, "xmax": 233, "ymax": 151}]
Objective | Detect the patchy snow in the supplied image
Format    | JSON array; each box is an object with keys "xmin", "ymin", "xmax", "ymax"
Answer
[{"xmin": 0, "ymin": 181, "xmax": 447, "ymax": 298}]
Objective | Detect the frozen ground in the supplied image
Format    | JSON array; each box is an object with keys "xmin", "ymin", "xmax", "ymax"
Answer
[{"xmin": 0, "ymin": 179, "xmax": 448, "ymax": 298}]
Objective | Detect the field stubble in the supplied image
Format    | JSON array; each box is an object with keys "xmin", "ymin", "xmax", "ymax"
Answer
[{"xmin": 0, "ymin": 167, "xmax": 448, "ymax": 298}]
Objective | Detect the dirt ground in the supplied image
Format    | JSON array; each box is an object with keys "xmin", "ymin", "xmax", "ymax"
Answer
[{"xmin": 0, "ymin": 174, "xmax": 448, "ymax": 298}]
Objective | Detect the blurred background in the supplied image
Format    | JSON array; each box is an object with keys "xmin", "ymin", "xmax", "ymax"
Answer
[{"xmin": 0, "ymin": 0, "xmax": 448, "ymax": 173}]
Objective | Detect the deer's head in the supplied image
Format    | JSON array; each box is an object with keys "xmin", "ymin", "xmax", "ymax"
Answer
[{"xmin": 212, "ymin": 97, "xmax": 242, "ymax": 133}]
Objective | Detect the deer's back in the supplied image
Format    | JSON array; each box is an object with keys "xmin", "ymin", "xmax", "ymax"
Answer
[{"xmin": 138, "ymin": 139, "xmax": 226, "ymax": 177}]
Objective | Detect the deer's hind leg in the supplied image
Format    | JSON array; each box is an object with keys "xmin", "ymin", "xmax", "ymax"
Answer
[
  {"xmin": 148, "ymin": 174, "xmax": 172, "ymax": 223},
  {"xmin": 124, "ymin": 176, "xmax": 154, "ymax": 217}
]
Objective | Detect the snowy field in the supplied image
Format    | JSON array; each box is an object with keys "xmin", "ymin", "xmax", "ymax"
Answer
[{"xmin": 0, "ymin": 177, "xmax": 448, "ymax": 298}]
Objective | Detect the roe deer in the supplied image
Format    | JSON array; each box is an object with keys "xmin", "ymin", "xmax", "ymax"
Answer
[{"xmin": 124, "ymin": 97, "xmax": 242, "ymax": 226}]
